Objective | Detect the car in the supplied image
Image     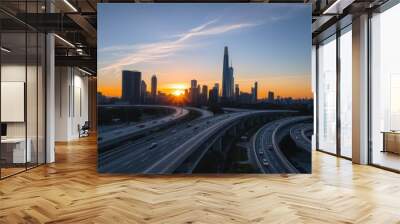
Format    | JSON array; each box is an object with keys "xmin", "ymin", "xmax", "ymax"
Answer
[
  {"xmin": 171, "ymin": 129, "xmax": 177, "ymax": 133},
  {"xmin": 138, "ymin": 124, "xmax": 145, "ymax": 128},
  {"xmin": 259, "ymin": 151, "xmax": 264, "ymax": 155},
  {"xmin": 262, "ymin": 161, "xmax": 269, "ymax": 167},
  {"xmin": 149, "ymin": 143, "xmax": 158, "ymax": 149}
]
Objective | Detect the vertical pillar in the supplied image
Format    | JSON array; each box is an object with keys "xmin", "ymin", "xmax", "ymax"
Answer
[
  {"xmin": 46, "ymin": 33, "xmax": 55, "ymax": 163},
  {"xmin": 352, "ymin": 14, "xmax": 369, "ymax": 164},
  {"xmin": 46, "ymin": 0, "xmax": 55, "ymax": 163}
]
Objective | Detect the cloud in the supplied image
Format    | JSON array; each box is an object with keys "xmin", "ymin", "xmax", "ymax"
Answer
[{"xmin": 99, "ymin": 19, "xmax": 259, "ymax": 72}]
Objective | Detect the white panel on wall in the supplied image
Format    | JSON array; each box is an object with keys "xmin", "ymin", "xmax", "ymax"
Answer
[{"xmin": 1, "ymin": 82, "xmax": 25, "ymax": 122}]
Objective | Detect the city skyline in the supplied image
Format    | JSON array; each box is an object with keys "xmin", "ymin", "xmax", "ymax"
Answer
[{"xmin": 98, "ymin": 4, "xmax": 312, "ymax": 99}]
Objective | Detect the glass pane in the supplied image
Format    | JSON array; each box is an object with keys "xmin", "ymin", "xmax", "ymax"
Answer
[
  {"xmin": 339, "ymin": 27, "xmax": 352, "ymax": 158},
  {"xmin": 371, "ymin": 4, "xmax": 400, "ymax": 171},
  {"xmin": 27, "ymin": 31, "xmax": 38, "ymax": 169},
  {"xmin": 1, "ymin": 31, "xmax": 27, "ymax": 177},
  {"xmin": 38, "ymin": 33, "xmax": 46, "ymax": 165},
  {"xmin": 317, "ymin": 35, "xmax": 337, "ymax": 154}
]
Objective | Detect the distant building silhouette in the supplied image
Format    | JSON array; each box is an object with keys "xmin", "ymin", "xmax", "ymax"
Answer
[
  {"xmin": 122, "ymin": 70, "xmax": 141, "ymax": 104},
  {"xmin": 209, "ymin": 83, "xmax": 220, "ymax": 104},
  {"xmin": 235, "ymin": 84, "xmax": 240, "ymax": 100},
  {"xmin": 214, "ymin": 83, "xmax": 219, "ymax": 97},
  {"xmin": 238, "ymin": 92, "xmax": 253, "ymax": 104},
  {"xmin": 222, "ymin": 46, "xmax": 234, "ymax": 99},
  {"xmin": 151, "ymin": 75, "xmax": 157, "ymax": 102},
  {"xmin": 202, "ymin": 85, "xmax": 208, "ymax": 103},
  {"xmin": 268, "ymin": 91, "xmax": 275, "ymax": 102},
  {"xmin": 141, "ymin": 80, "xmax": 147, "ymax": 103},
  {"xmin": 252, "ymin": 81, "xmax": 258, "ymax": 103},
  {"xmin": 190, "ymin": 80, "xmax": 198, "ymax": 105}
]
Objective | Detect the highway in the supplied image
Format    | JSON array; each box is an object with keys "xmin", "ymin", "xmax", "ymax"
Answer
[
  {"xmin": 98, "ymin": 111, "xmax": 230, "ymax": 173},
  {"xmin": 99, "ymin": 109, "xmax": 293, "ymax": 174},
  {"xmin": 289, "ymin": 123, "xmax": 313, "ymax": 152},
  {"xmin": 98, "ymin": 105, "xmax": 190, "ymax": 150},
  {"xmin": 250, "ymin": 116, "xmax": 311, "ymax": 174}
]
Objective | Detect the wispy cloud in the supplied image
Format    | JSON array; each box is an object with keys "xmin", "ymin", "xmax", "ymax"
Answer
[{"xmin": 99, "ymin": 19, "xmax": 259, "ymax": 72}]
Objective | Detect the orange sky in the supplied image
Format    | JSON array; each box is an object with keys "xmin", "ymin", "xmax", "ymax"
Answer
[{"xmin": 98, "ymin": 72, "xmax": 313, "ymax": 99}]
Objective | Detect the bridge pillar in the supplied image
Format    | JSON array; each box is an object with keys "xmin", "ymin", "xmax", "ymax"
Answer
[
  {"xmin": 228, "ymin": 126, "xmax": 237, "ymax": 137},
  {"xmin": 212, "ymin": 137, "xmax": 223, "ymax": 152}
]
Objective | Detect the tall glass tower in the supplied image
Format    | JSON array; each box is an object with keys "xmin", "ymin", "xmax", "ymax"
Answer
[{"xmin": 222, "ymin": 46, "xmax": 234, "ymax": 98}]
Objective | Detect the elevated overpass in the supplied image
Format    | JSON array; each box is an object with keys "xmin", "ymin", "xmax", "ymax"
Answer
[
  {"xmin": 289, "ymin": 123, "xmax": 313, "ymax": 152},
  {"xmin": 98, "ymin": 105, "xmax": 190, "ymax": 150},
  {"xmin": 250, "ymin": 116, "xmax": 312, "ymax": 174},
  {"xmin": 143, "ymin": 110, "xmax": 294, "ymax": 174}
]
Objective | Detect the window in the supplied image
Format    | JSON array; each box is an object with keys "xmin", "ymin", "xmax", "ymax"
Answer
[
  {"xmin": 370, "ymin": 3, "xmax": 400, "ymax": 171},
  {"xmin": 317, "ymin": 35, "xmax": 337, "ymax": 154},
  {"xmin": 339, "ymin": 26, "xmax": 352, "ymax": 158},
  {"xmin": 0, "ymin": 1, "xmax": 46, "ymax": 179}
]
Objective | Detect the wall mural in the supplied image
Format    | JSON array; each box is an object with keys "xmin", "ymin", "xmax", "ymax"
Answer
[{"xmin": 97, "ymin": 3, "xmax": 313, "ymax": 174}]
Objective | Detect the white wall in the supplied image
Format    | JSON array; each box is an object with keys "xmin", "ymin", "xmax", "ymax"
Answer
[{"xmin": 55, "ymin": 67, "xmax": 89, "ymax": 141}]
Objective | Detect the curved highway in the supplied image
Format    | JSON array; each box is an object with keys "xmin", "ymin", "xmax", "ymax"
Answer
[
  {"xmin": 289, "ymin": 123, "xmax": 313, "ymax": 152},
  {"xmin": 98, "ymin": 105, "xmax": 190, "ymax": 150},
  {"xmin": 98, "ymin": 112, "xmax": 229, "ymax": 173},
  {"xmin": 99, "ymin": 109, "xmax": 293, "ymax": 174},
  {"xmin": 251, "ymin": 116, "xmax": 311, "ymax": 174}
]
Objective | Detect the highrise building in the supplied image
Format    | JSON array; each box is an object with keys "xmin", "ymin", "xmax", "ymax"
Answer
[
  {"xmin": 253, "ymin": 82, "xmax": 258, "ymax": 103},
  {"xmin": 214, "ymin": 83, "xmax": 219, "ymax": 96},
  {"xmin": 229, "ymin": 66, "xmax": 234, "ymax": 98},
  {"xmin": 191, "ymin": 80, "xmax": 197, "ymax": 89},
  {"xmin": 268, "ymin": 91, "xmax": 275, "ymax": 102},
  {"xmin": 151, "ymin": 75, "xmax": 157, "ymax": 101},
  {"xmin": 122, "ymin": 70, "xmax": 141, "ymax": 104},
  {"xmin": 202, "ymin": 85, "xmax": 208, "ymax": 103},
  {"xmin": 209, "ymin": 85, "xmax": 219, "ymax": 104},
  {"xmin": 190, "ymin": 80, "xmax": 198, "ymax": 105},
  {"xmin": 235, "ymin": 84, "xmax": 240, "ymax": 100},
  {"xmin": 222, "ymin": 46, "xmax": 234, "ymax": 99},
  {"xmin": 141, "ymin": 80, "xmax": 147, "ymax": 104}
]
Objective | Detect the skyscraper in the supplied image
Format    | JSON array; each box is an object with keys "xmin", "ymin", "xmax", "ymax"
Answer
[
  {"xmin": 202, "ymin": 85, "xmax": 208, "ymax": 103},
  {"xmin": 191, "ymin": 80, "xmax": 197, "ymax": 89},
  {"xmin": 253, "ymin": 82, "xmax": 258, "ymax": 103},
  {"xmin": 229, "ymin": 66, "xmax": 234, "ymax": 97},
  {"xmin": 235, "ymin": 84, "xmax": 240, "ymax": 100},
  {"xmin": 151, "ymin": 75, "xmax": 157, "ymax": 101},
  {"xmin": 268, "ymin": 91, "xmax": 275, "ymax": 102},
  {"xmin": 209, "ymin": 86, "xmax": 219, "ymax": 104},
  {"xmin": 190, "ymin": 80, "xmax": 198, "ymax": 105},
  {"xmin": 222, "ymin": 46, "xmax": 234, "ymax": 99},
  {"xmin": 141, "ymin": 80, "xmax": 147, "ymax": 103},
  {"xmin": 122, "ymin": 70, "xmax": 141, "ymax": 104}
]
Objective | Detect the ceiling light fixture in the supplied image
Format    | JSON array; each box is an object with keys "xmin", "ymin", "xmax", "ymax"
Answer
[
  {"xmin": 54, "ymin": 34, "xmax": 75, "ymax": 48},
  {"xmin": 1, "ymin": 47, "xmax": 11, "ymax": 53},
  {"xmin": 63, "ymin": 0, "xmax": 78, "ymax": 12}
]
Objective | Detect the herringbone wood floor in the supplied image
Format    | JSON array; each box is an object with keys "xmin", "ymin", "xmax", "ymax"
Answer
[{"xmin": 1, "ymin": 136, "xmax": 400, "ymax": 224}]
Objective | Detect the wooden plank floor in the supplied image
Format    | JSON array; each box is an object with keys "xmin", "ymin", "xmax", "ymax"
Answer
[{"xmin": 1, "ymin": 135, "xmax": 400, "ymax": 224}]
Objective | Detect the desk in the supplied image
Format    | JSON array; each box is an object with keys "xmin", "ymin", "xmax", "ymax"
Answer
[
  {"xmin": 1, "ymin": 138, "xmax": 31, "ymax": 163},
  {"xmin": 382, "ymin": 131, "xmax": 400, "ymax": 154}
]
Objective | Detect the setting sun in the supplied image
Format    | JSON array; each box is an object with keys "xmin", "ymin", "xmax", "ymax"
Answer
[{"xmin": 173, "ymin": 89, "xmax": 185, "ymax": 96}]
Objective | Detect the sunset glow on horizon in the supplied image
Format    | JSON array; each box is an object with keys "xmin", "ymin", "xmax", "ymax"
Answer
[{"xmin": 98, "ymin": 4, "xmax": 311, "ymax": 99}]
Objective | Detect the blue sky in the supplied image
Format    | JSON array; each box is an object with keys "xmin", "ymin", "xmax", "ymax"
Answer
[{"xmin": 98, "ymin": 3, "xmax": 312, "ymax": 98}]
